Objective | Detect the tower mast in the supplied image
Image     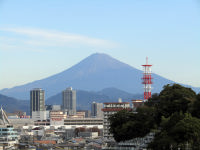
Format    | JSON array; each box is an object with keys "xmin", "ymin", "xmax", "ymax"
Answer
[{"xmin": 142, "ymin": 57, "xmax": 153, "ymax": 100}]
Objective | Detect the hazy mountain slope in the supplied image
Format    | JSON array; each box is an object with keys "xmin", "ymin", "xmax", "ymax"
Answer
[
  {"xmin": 97, "ymin": 87, "xmax": 138, "ymax": 99},
  {"xmin": 46, "ymin": 90, "xmax": 110, "ymax": 110},
  {"xmin": 0, "ymin": 94, "xmax": 29, "ymax": 113},
  {"xmin": 1, "ymin": 53, "xmax": 199, "ymax": 100}
]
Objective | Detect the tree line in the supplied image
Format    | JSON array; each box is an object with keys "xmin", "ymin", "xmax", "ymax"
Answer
[{"xmin": 109, "ymin": 84, "xmax": 200, "ymax": 149}]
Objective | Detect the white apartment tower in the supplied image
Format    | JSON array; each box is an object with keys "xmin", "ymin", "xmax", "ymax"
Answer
[{"xmin": 62, "ymin": 87, "xmax": 76, "ymax": 115}]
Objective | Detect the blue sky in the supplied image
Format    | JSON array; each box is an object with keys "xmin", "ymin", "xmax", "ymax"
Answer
[{"xmin": 0, "ymin": 0, "xmax": 200, "ymax": 90}]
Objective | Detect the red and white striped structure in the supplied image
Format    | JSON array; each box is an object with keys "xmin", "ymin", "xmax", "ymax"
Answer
[{"xmin": 142, "ymin": 57, "xmax": 153, "ymax": 100}]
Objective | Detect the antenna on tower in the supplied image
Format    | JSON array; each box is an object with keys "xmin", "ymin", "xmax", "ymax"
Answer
[
  {"xmin": 142, "ymin": 57, "xmax": 153, "ymax": 100},
  {"xmin": 146, "ymin": 57, "xmax": 149, "ymax": 65}
]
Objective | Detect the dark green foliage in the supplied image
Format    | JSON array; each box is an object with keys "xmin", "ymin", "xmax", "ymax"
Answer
[
  {"xmin": 157, "ymin": 84, "xmax": 196, "ymax": 118},
  {"xmin": 169, "ymin": 114, "xmax": 200, "ymax": 145},
  {"xmin": 109, "ymin": 107, "xmax": 155, "ymax": 142},
  {"xmin": 162, "ymin": 112, "xmax": 185, "ymax": 131},
  {"xmin": 148, "ymin": 131, "xmax": 175, "ymax": 150},
  {"xmin": 160, "ymin": 84, "xmax": 196, "ymax": 101},
  {"xmin": 147, "ymin": 84, "xmax": 196, "ymax": 126},
  {"xmin": 109, "ymin": 83, "xmax": 200, "ymax": 149},
  {"xmin": 146, "ymin": 93, "xmax": 159, "ymax": 107},
  {"xmin": 109, "ymin": 110, "xmax": 134, "ymax": 142},
  {"xmin": 148, "ymin": 84, "xmax": 200, "ymax": 149},
  {"xmin": 149, "ymin": 113, "xmax": 200, "ymax": 149},
  {"xmin": 191, "ymin": 93, "xmax": 200, "ymax": 118}
]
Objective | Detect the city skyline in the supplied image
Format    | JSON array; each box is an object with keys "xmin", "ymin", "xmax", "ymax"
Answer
[{"xmin": 0, "ymin": 0, "xmax": 200, "ymax": 90}]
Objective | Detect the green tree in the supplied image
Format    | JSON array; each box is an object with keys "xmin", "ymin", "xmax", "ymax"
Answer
[
  {"xmin": 162, "ymin": 112, "xmax": 185, "ymax": 131},
  {"xmin": 108, "ymin": 109, "xmax": 134, "ymax": 142},
  {"xmin": 148, "ymin": 131, "xmax": 176, "ymax": 150},
  {"xmin": 169, "ymin": 113, "xmax": 200, "ymax": 147},
  {"xmin": 149, "ymin": 113, "xmax": 200, "ymax": 149},
  {"xmin": 158, "ymin": 84, "xmax": 196, "ymax": 118},
  {"xmin": 109, "ymin": 83, "xmax": 200, "ymax": 148},
  {"xmin": 147, "ymin": 84, "xmax": 196, "ymax": 125},
  {"xmin": 191, "ymin": 93, "xmax": 200, "ymax": 118},
  {"xmin": 109, "ymin": 107, "xmax": 155, "ymax": 142}
]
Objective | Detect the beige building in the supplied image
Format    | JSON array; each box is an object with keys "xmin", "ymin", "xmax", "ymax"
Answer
[
  {"xmin": 50, "ymin": 110, "xmax": 67, "ymax": 126},
  {"xmin": 68, "ymin": 112, "xmax": 85, "ymax": 119},
  {"xmin": 64, "ymin": 118, "xmax": 103, "ymax": 129}
]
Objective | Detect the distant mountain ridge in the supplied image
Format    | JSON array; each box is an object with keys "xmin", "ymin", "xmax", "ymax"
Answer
[
  {"xmin": 0, "ymin": 88, "xmax": 142, "ymax": 113},
  {"xmin": 0, "ymin": 94, "xmax": 29, "ymax": 113},
  {"xmin": 1, "ymin": 53, "xmax": 200, "ymax": 100},
  {"xmin": 46, "ymin": 87, "xmax": 143, "ymax": 110}
]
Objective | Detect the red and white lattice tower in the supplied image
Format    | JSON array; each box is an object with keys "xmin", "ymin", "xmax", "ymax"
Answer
[{"xmin": 142, "ymin": 57, "xmax": 153, "ymax": 100}]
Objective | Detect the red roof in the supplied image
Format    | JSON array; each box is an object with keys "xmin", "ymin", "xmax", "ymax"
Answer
[{"xmin": 34, "ymin": 140, "xmax": 56, "ymax": 144}]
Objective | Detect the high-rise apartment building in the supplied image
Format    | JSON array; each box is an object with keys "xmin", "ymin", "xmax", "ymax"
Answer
[
  {"xmin": 30, "ymin": 88, "xmax": 46, "ymax": 120},
  {"xmin": 102, "ymin": 100, "xmax": 131, "ymax": 139},
  {"xmin": 91, "ymin": 102, "xmax": 103, "ymax": 118},
  {"xmin": 62, "ymin": 87, "xmax": 76, "ymax": 115}
]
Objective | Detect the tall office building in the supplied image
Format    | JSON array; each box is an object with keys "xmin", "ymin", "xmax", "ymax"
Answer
[
  {"xmin": 62, "ymin": 87, "xmax": 76, "ymax": 115},
  {"xmin": 30, "ymin": 88, "xmax": 46, "ymax": 120},
  {"xmin": 91, "ymin": 102, "xmax": 103, "ymax": 118}
]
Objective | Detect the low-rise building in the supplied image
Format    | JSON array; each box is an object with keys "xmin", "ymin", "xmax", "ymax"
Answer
[
  {"xmin": 64, "ymin": 118, "xmax": 103, "ymax": 129},
  {"xmin": 32, "ymin": 111, "xmax": 46, "ymax": 121},
  {"xmin": 0, "ymin": 125, "xmax": 19, "ymax": 148},
  {"xmin": 50, "ymin": 111, "xmax": 67, "ymax": 126},
  {"xmin": 34, "ymin": 119, "xmax": 50, "ymax": 126},
  {"xmin": 77, "ymin": 110, "xmax": 91, "ymax": 118},
  {"xmin": 68, "ymin": 112, "xmax": 85, "ymax": 119},
  {"xmin": 9, "ymin": 118, "xmax": 34, "ymax": 127}
]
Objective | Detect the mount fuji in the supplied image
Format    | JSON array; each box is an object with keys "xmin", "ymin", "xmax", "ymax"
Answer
[{"xmin": 1, "ymin": 53, "xmax": 199, "ymax": 100}]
